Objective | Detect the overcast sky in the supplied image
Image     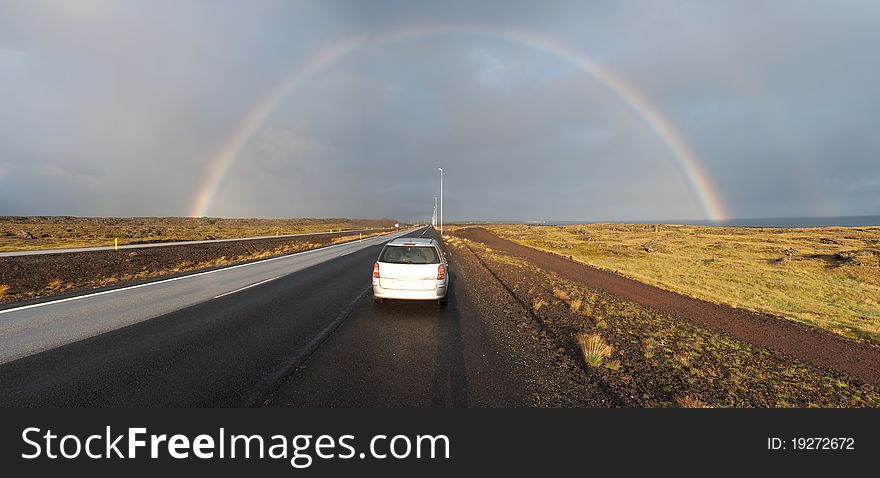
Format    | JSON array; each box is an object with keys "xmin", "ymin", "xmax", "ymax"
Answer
[{"xmin": 1, "ymin": 0, "xmax": 878, "ymax": 221}]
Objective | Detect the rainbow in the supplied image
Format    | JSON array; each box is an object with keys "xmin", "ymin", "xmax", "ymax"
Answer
[{"xmin": 190, "ymin": 25, "xmax": 728, "ymax": 221}]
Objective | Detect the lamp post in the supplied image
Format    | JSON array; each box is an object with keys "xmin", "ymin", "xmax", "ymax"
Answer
[
  {"xmin": 433, "ymin": 196, "xmax": 437, "ymax": 228},
  {"xmin": 437, "ymin": 168, "xmax": 443, "ymax": 236}
]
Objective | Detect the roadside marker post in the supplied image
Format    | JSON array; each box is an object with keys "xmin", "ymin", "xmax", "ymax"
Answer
[{"xmin": 114, "ymin": 238, "xmax": 118, "ymax": 251}]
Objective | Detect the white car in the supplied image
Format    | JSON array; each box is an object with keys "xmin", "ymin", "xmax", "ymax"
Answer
[{"xmin": 372, "ymin": 237, "xmax": 448, "ymax": 304}]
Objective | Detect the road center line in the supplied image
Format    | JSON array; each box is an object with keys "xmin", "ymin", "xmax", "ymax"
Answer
[{"xmin": 213, "ymin": 276, "xmax": 281, "ymax": 299}]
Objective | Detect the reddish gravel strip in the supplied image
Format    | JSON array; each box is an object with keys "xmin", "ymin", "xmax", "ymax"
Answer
[{"xmin": 454, "ymin": 227, "xmax": 880, "ymax": 387}]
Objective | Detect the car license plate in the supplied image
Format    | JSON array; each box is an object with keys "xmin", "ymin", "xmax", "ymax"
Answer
[{"xmin": 394, "ymin": 279, "xmax": 431, "ymax": 290}]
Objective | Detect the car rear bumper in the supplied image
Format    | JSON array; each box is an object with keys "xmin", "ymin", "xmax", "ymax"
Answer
[{"xmin": 372, "ymin": 279, "xmax": 448, "ymax": 300}]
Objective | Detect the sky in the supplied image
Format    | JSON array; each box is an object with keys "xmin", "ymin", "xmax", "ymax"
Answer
[{"xmin": 1, "ymin": 0, "xmax": 878, "ymax": 222}]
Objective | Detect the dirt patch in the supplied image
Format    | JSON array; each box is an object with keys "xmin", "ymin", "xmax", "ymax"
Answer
[
  {"xmin": 453, "ymin": 227, "xmax": 880, "ymax": 388},
  {"xmin": 0, "ymin": 230, "xmax": 391, "ymax": 305}
]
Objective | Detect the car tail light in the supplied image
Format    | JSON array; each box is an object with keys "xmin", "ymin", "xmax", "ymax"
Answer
[
  {"xmin": 437, "ymin": 264, "xmax": 446, "ymax": 280},
  {"xmin": 373, "ymin": 262, "xmax": 380, "ymax": 278}
]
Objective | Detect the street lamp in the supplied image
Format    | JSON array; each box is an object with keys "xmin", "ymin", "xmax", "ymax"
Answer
[{"xmin": 437, "ymin": 168, "xmax": 443, "ymax": 236}]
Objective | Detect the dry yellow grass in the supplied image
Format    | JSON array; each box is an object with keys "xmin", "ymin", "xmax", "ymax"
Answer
[
  {"xmin": 330, "ymin": 231, "xmax": 387, "ymax": 244},
  {"xmin": 46, "ymin": 278, "xmax": 64, "ymax": 291},
  {"xmin": 577, "ymin": 332, "xmax": 614, "ymax": 367},
  {"xmin": 532, "ymin": 297, "xmax": 546, "ymax": 313},
  {"xmin": 675, "ymin": 395, "xmax": 711, "ymax": 408},
  {"xmin": 0, "ymin": 284, "xmax": 9, "ymax": 299},
  {"xmin": 490, "ymin": 224, "xmax": 880, "ymax": 342}
]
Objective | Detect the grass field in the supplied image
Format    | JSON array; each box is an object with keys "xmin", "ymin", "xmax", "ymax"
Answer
[
  {"xmin": 0, "ymin": 216, "xmax": 397, "ymax": 252},
  {"xmin": 483, "ymin": 224, "xmax": 880, "ymax": 343}
]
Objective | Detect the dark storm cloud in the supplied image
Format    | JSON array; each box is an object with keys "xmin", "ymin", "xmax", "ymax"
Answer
[{"xmin": 1, "ymin": 0, "xmax": 878, "ymax": 220}]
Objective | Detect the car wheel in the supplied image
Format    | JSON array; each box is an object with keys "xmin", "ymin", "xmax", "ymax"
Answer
[
  {"xmin": 373, "ymin": 297, "xmax": 384, "ymax": 304},
  {"xmin": 438, "ymin": 298, "xmax": 448, "ymax": 307}
]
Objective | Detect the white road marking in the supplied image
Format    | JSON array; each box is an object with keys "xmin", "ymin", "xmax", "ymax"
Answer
[
  {"xmin": 213, "ymin": 276, "xmax": 281, "ymax": 299},
  {"xmin": 0, "ymin": 229, "xmax": 419, "ymax": 316}
]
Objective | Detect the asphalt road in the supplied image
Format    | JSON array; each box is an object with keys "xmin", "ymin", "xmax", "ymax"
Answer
[
  {"xmin": 0, "ymin": 228, "xmax": 414, "ymax": 364},
  {"xmin": 0, "ymin": 227, "xmax": 534, "ymax": 407},
  {"xmin": 264, "ymin": 254, "xmax": 533, "ymax": 408}
]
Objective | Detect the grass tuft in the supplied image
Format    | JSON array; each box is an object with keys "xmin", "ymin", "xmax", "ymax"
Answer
[
  {"xmin": 577, "ymin": 332, "xmax": 614, "ymax": 367},
  {"xmin": 532, "ymin": 297, "xmax": 546, "ymax": 313},
  {"xmin": 642, "ymin": 337, "xmax": 657, "ymax": 359},
  {"xmin": 675, "ymin": 395, "xmax": 711, "ymax": 408},
  {"xmin": 552, "ymin": 288, "xmax": 571, "ymax": 301},
  {"xmin": 0, "ymin": 284, "xmax": 9, "ymax": 299},
  {"xmin": 604, "ymin": 358, "xmax": 621, "ymax": 371}
]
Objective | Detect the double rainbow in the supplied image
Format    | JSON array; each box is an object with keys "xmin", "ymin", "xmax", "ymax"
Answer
[{"xmin": 190, "ymin": 25, "xmax": 727, "ymax": 221}]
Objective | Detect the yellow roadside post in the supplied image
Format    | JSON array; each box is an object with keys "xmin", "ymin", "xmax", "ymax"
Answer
[{"xmin": 114, "ymin": 238, "xmax": 118, "ymax": 251}]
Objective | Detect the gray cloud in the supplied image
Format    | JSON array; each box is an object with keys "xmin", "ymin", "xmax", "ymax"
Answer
[{"xmin": 1, "ymin": 0, "xmax": 878, "ymax": 221}]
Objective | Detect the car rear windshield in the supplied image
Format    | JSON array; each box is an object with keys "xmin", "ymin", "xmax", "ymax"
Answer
[{"xmin": 379, "ymin": 245, "xmax": 440, "ymax": 264}]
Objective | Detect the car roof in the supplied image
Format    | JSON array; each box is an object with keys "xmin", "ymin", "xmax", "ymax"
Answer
[{"xmin": 388, "ymin": 237, "xmax": 436, "ymax": 246}]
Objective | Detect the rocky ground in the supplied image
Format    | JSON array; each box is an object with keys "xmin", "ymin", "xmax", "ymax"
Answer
[{"xmin": 445, "ymin": 229, "xmax": 880, "ymax": 407}]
